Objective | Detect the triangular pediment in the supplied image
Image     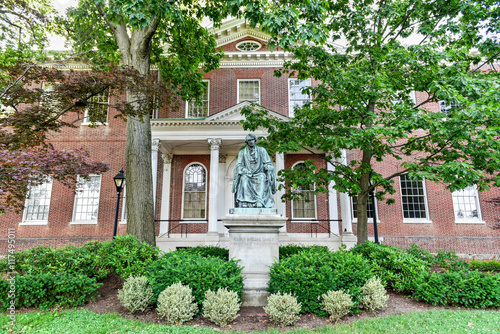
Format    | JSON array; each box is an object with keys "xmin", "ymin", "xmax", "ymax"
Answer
[
  {"xmin": 212, "ymin": 18, "xmax": 271, "ymax": 48},
  {"xmin": 205, "ymin": 101, "xmax": 289, "ymax": 122}
]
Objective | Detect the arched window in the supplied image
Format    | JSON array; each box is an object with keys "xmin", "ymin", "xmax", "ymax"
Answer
[
  {"xmin": 292, "ymin": 163, "xmax": 316, "ymax": 219},
  {"xmin": 182, "ymin": 163, "xmax": 207, "ymax": 219}
]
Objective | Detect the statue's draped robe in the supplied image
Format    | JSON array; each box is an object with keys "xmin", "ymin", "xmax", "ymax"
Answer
[{"xmin": 232, "ymin": 146, "xmax": 276, "ymax": 208}]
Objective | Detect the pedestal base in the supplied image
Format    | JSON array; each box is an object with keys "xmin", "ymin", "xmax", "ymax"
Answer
[{"xmin": 223, "ymin": 210, "xmax": 287, "ymax": 306}]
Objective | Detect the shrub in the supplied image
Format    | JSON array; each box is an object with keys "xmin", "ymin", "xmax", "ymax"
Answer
[
  {"xmin": 351, "ymin": 241, "xmax": 429, "ymax": 292},
  {"xmin": 279, "ymin": 244, "xmax": 329, "ymax": 259},
  {"xmin": 264, "ymin": 292, "xmax": 301, "ymax": 326},
  {"xmin": 202, "ymin": 288, "xmax": 241, "ymax": 327},
  {"xmin": 156, "ymin": 282, "xmax": 198, "ymax": 325},
  {"xmin": 471, "ymin": 259, "xmax": 500, "ymax": 272},
  {"xmin": 433, "ymin": 250, "xmax": 470, "ymax": 271},
  {"xmin": 99, "ymin": 235, "xmax": 162, "ymax": 278},
  {"xmin": 118, "ymin": 276, "xmax": 153, "ymax": 313},
  {"xmin": 175, "ymin": 246, "xmax": 229, "ymax": 260},
  {"xmin": 145, "ymin": 252, "xmax": 243, "ymax": 312},
  {"xmin": 321, "ymin": 290, "xmax": 354, "ymax": 322},
  {"xmin": 412, "ymin": 270, "xmax": 500, "ymax": 308},
  {"xmin": 268, "ymin": 248, "xmax": 372, "ymax": 317},
  {"xmin": 405, "ymin": 244, "xmax": 434, "ymax": 266},
  {"xmin": 359, "ymin": 276, "xmax": 389, "ymax": 312},
  {"xmin": 0, "ymin": 273, "xmax": 101, "ymax": 311}
]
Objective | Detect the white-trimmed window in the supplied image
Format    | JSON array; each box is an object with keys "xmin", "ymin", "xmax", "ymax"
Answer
[
  {"xmin": 351, "ymin": 195, "xmax": 377, "ymax": 222},
  {"xmin": 238, "ymin": 79, "xmax": 260, "ymax": 104},
  {"xmin": 289, "ymin": 78, "xmax": 311, "ymax": 117},
  {"xmin": 452, "ymin": 185, "xmax": 483, "ymax": 223},
  {"xmin": 120, "ymin": 186, "xmax": 127, "ymax": 224},
  {"xmin": 83, "ymin": 89, "xmax": 109, "ymax": 125},
  {"xmin": 291, "ymin": 163, "xmax": 316, "ymax": 219},
  {"xmin": 400, "ymin": 174, "xmax": 430, "ymax": 222},
  {"xmin": 439, "ymin": 100, "xmax": 459, "ymax": 115},
  {"xmin": 22, "ymin": 177, "xmax": 53, "ymax": 224},
  {"xmin": 72, "ymin": 175, "xmax": 101, "ymax": 223},
  {"xmin": 186, "ymin": 81, "xmax": 209, "ymax": 118},
  {"xmin": 182, "ymin": 163, "xmax": 207, "ymax": 219},
  {"xmin": 392, "ymin": 90, "xmax": 416, "ymax": 106},
  {"xmin": 236, "ymin": 40, "xmax": 261, "ymax": 52}
]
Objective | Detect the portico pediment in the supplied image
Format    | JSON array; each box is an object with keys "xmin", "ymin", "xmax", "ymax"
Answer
[{"xmin": 205, "ymin": 101, "xmax": 289, "ymax": 122}]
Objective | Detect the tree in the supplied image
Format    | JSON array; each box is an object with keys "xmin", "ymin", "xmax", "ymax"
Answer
[
  {"xmin": 240, "ymin": 0, "xmax": 500, "ymax": 243},
  {"xmin": 0, "ymin": 59, "xmax": 173, "ymax": 213},
  {"xmin": 63, "ymin": 0, "xmax": 247, "ymax": 245}
]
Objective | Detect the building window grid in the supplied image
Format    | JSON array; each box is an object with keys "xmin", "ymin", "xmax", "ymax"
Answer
[
  {"xmin": 182, "ymin": 164, "xmax": 207, "ymax": 219},
  {"xmin": 73, "ymin": 175, "xmax": 101, "ymax": 222},
  {"xmin": 400, "ymin": 175, "xmax": 428, "ymax": 219},
  {"xmin": 289, "ymin": 79, "xmax": 311, "ymax": 116},
  {"xmin": 23, "ymin": 178, "xmax": 53, "ymax": 222},
  {"xmin": 238, "ymin": 80, "xmax": 260, "ymax": 104},
  {"xmin": 187, "ymin": 81, "xmax": 209, "ymax": 118},
  {"xmin": 452, "ymin": 185, "xmax": 480, "ymax": 220},
  {"xmin": 83, "ymin": 89, "xmax": 109, "ymax": 124},
  {"xmin": 351, "ymin": 195, "xmax": 375, "ymax": 220},
  {"xmin": 291, "ymin": 163, "xmax": 316, "ymax": 219}
]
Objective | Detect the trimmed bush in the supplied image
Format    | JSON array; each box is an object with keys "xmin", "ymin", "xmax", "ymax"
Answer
[
  {"xmin": 156, "ymin": 282, "xmax": 198, "ymax": 325},
  {"xmin": 412, "ymin": 270, "xmax": 500, "ymax": 308},
  {"xmin": 202, "ymin": 288, "xmax": 241, "ymax": 327},
  {"xmin": 359, "ymin": 276, "xmax": 389, "ymax": 312},
  {"xmin": 175, "ymin": 246, "xmax": 229, "ymax": 260},
  {"xmin": 351, "ymin": 241, "xmax": 429, "ymax": 292},
  {"xmin": 264, "ymin": 292, "xmax": 301, "ymax": 326},
  {"xmin": 470, "ymin": 259, "xmax": 500, "ymax": 272},
  {"xmin": 268, "ymin": 248, "xmax": 372, "ymax": 317},
  {"xmin": 279, "ymin": 244, "xmax": 329, "ymax": 259},
  {"xmin": 145, "ymin": 252, "xmax": 243, "ymax": 312},
  {"xmin": 433, "ymin": 250, "xmax": 470, "ymax": 271},
  {"xmin": 0, "ymin": 273, "xmax": 101, "ymax": 311},
  {"xmin": 118, "ymin": 275, "xmax": 153, "ymax": 313},
  {"xmin": 1, "ymin": 235, "xmax": 161, "ymax": 280},
  {"xmin": 321, "ymin": 290, "xmax": 354, "ymax": 322}
]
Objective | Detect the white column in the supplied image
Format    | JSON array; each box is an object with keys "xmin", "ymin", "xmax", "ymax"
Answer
[
  {"xmin": 275, "ymin": 152, "xmax": 287, "ymax": 232},
  {"xmin": 208, "ymin": 138, "xmax": 222, "ymax": 235},
  {"xmin": 327, "ymin": 152, "xmax": 340, "ymax": 235},
  {"xmin": 151, "ymin": 139, "xmax": 160, "ymax": 210},
  {"xmin": 339, "ymin": 149, "xmax": 353, "ymax": 234},
  {"xmin": 159, "ymin": 153, "xmax": 173, "ymax": 236},
  {"xmin": 218, "ymin": 154, "xmax": 227, "ymax": 233}
]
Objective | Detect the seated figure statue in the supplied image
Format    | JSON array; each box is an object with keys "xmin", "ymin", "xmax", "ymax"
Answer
[{"xmin": 232, "ymin": 134, "xmax": 276, "ymax": 208}]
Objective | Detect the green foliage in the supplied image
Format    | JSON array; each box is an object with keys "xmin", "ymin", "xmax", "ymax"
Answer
[
  {"xmin": 145, "ymin": 252, "xmax": 243, "ymax": 312},
  {"xmin": 351, "ymin": 242, "xmax": 429, "ymax": 292},
  {"xmin": 359, "ymin": 276, "xmax": 389, "ymax": 312},
  {"xmin": 404, "ymin": 244, "xmax": 435, "ymax": 266},
  {"xmin": 264, "ymin": 292, "xmax": 302, "ymax": 326},
  {"xmin": 117, "ymin": 276, "xmax": 153, "ymax": 313},
  {"xmin": 470, "ymin": 259, "xmax": 500, "ymax": 272},
  {"xmin": 2, "ymin": 235, "xmax": 161, "ymax": 280},
  {"xmin": 202, "ymin": 288, "xmax": 240, "ymax": 327},
  {"xmin": 175, "ymin": 246, "xmax": 229, "ymax": 261},
  {"xmin": 156, "ymin": 282, "xmax": 198, "ymax": 326},
  {"xmin": 99, "ymin": 235, "xmax": 162, "ymax": 278},
  {"xmin": 279, "ymin": 244, "xmax": 329, "ymax": 259},
  {"xmin": 321, "ymin": 290, "xmax": 354, "ymax": 322},
  {"xmin": 433, "ymin": 250, "xmax": 470, "ymax": 271},
  {"xmin": 268, "ymin": 248, "xmax": 372, "ymax": 317},
  {"xmin": 0, "ymin": 273, "xmax": 101, "ymax": 311},
  {"xmin": 412, "ymin": 271, "xmax": 500, "ymax": 308}
]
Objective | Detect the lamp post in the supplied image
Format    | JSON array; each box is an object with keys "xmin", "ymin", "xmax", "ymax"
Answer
[
  {"xmin": 369, "ymin": 172, "xmax": 379, "ymax": 244},
  {"xmin": 113, "ymin": 169, "xmax": 125, "ymax": 239}
]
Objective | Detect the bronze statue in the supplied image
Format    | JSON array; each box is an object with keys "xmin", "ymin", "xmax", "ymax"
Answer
[{"xmin": 232, "ymin": 134, "xmax": 276, "ymax": 208}]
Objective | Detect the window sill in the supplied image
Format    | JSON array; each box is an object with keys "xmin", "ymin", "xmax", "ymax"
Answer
[
  {"xmin": 119, "ymin": 220, "xmax": 127, "ymax": 225},
  {"xmin": 81, "ymin": 121, "xmax": 108, "ymax": 126},
  {"xmin": 70, "ymin": 221, "xmax": 98, "ymax": 225},
  {"xmin": 352, "ymin": 219, "xmax": 381, "ymax": 224},
  {"xmin": 291, "ymin": 218, "xmax": 318, "ymax": 222},
  {"xmin": 454, "ymin": 219, "xmax": 485, "ymax": 224},
  {"xmin": 19, "ymin": 221, "xmax": 48, "ymax": 226},
  {"xmin": 403, "ymin": 219, "xmax": 432, "ymax": 224}
]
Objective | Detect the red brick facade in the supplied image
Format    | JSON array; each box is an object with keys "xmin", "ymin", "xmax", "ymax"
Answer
[{"xmin": 1, "ymin": 24, "xmax": 499, "ymax": 257}]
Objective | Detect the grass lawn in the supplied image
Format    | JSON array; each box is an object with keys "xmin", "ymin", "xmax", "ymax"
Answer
[{"xmin": 1, "ymin": 309, "xmax": 499, "ymax": 334}]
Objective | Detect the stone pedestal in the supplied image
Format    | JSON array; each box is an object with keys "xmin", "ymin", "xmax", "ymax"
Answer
[{"xmin": 223, "ymin": 208, "xmax": 287, "ymax": 306}]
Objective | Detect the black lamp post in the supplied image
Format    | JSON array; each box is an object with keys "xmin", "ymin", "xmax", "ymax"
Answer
[
  {"xmin": 369, "ymin": 172, "xmax": 379, "ymax": 244},
  {"xmin": 113, "ymin": 169, "xmax": 125, "ymax": 239}
]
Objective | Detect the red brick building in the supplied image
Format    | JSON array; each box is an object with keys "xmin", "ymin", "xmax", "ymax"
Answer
[{"xmin": 1, "ymin": 19, "xmax": 499, "ymax": 258}]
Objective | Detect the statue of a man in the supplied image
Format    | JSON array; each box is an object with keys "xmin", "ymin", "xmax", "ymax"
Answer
[{"xmin": 232, "ymin": 134, "xmax": 276, "ymax": 208}]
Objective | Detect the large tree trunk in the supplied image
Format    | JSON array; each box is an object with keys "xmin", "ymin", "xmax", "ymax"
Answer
[
  {"xmin": 108, "ymin": 24, "xmax": 157, "ymax": 245},
  {"xmin": 356, "ymin": 149, "xmax": 373, "ymax": 244}
]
